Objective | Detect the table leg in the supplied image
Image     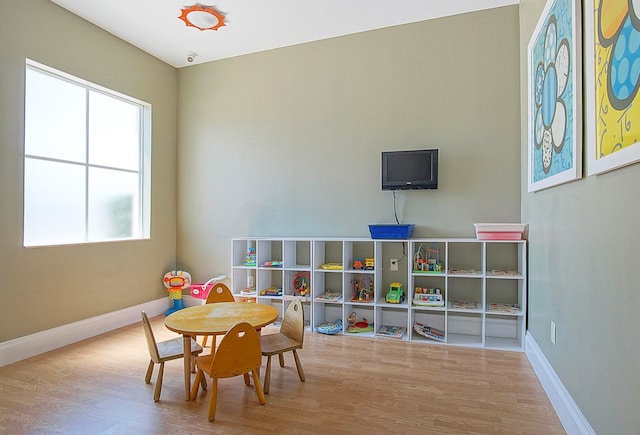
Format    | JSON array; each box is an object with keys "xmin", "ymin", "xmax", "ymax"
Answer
[{"xmin": 183, "ymin": 334, "xmax": 191, "ymax": 400}]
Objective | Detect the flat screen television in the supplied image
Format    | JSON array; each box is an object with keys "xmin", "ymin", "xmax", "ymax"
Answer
[{"xmin": 381, "ymin": 149, "xmax": 438, "ymax": 190}]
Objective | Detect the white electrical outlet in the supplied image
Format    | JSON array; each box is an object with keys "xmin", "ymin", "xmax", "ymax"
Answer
[
  {"xmin": 550, "ymin": 321, "xmax": 556, "ymax": 345},
  {"xmin": 390, "ymin": 258, "xmax": 398, "ymax": 271}
]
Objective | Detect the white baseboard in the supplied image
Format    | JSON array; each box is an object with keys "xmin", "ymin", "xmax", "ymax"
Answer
[
  {"xmin": 525, "ymin": 332, "xmax": 596, "ymax": 435},
  {"xmin": 0, "ymin": 297, "xmax": 178, "ymax": 367}
]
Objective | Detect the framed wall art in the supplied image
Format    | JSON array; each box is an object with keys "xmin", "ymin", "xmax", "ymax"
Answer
[
  {"xmin": 585, "ymin": 0, "xmax": 640, "ymax": 175},
  {"xmin": 527, "ymin": 0, "xmax": 582, "ymax": 192}
]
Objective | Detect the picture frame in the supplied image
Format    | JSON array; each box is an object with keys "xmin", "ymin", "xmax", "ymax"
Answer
[
  {"xmin": 585, "ymin": 0, "xmax": 640, "ymax": 175},
  {"xmin": 527, "ymin": 0, "xmax": 582, "ymax": 192}
]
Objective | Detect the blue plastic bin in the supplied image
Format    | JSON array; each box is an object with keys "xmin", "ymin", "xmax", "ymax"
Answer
[{"xmin": 368, "ymin": 224, "xmax": 415, "ymax": 239}]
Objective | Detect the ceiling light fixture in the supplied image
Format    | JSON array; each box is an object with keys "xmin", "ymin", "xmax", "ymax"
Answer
[{"xmin": 178, "ymin": 4, "xmax": 226, "ymax": 31}]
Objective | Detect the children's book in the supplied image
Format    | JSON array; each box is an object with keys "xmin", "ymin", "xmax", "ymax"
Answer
[
  {"xmin": 487, "ymin": 303, "xmax": 521, "ymax": 313},
  {"xmin": 376, "ymin": 325, "xmax": 406, "ymax": 338},
  {"xmin": 314, "ymin": 290, "xmax": 342, "ymax": 302},
  {"xmin": 450, "ymin": 300, "xmax": 481, "ymax": 310}
]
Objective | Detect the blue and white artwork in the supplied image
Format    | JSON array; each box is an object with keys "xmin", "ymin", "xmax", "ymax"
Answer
[{"xmin": 527, "ymin": 0, "xmax": 581, "ymax": 192}]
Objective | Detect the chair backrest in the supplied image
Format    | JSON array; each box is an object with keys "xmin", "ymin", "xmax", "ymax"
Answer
[
  {"xmin": 141, "ymin": 311, "xmax": 161, "ymax": 363},
  {"xmin": 210, "ymin": 322, "xmax": 261, "ymax": 379},
  {"xmin": 280, "ymin": 299, "xmax": 305, "ymax": 345},
  {"xmin": 205, "ymin": 282, "xmax": 235, "ymax": 304}
]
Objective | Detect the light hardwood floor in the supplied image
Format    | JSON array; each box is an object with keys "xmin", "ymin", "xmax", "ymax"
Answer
[{"xmin": 0, "ymin": 316, "xmax": 565, "ymax": 434}]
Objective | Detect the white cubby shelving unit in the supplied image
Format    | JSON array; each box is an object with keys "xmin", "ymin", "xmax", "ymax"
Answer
[{"xmin": 231, "ymin": 237, "xmax": 527, "ymax": 351}]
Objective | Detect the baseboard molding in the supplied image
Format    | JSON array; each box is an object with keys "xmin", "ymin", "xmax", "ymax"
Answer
[
  {"xmin": 0, "ymin": 297, "xmax": 177, "ymax": 367},
  {"xmin": 525, "ymin": 332, "xmax": 596, "ymax": 435}
]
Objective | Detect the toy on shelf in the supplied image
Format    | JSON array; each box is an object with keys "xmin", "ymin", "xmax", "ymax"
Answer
[
  {"xmin": 376, "ymin": 325, "xmax": 406, "ymax": 338},
  {"xmin": 244, "ymin": 247, "xmax": 256, "ymax": 266},
  {"xmin": 293, "ymin": 272, "xmax": 310, "ymax": 297},
  {"xmin": 449, "ymin": 268, "xmax": 478, "ymax": 275},
  {"xmin": 487, "ymin": 303, "xmax": 521, "ymax": 313},
  {"xmin": 320, "ymin": 262, "xmax": 343, "ymax": 270},
  {"xmin": 347, "ymin": 312, "xmax": 374, "ymax": 333},
  {"xmin": 239, "ymin": 288, "xmax": 257, "ymax": 303},
  {"xmin": 261, "ymin": 260, "xmax": 282, "ymax": 267},
  {"xmin": 413, "ymin": 287, "xmax": 444, "ymax": 307},
  {"xmin": 314, "ymin": 318, "xmax": 343, "ymax": 335},
  {"xmin": 450, "ymin": 300, "xmax": 481, "ymax": 310},
  {"xmin": 351, "ymin": 275, "xmax": 374, "ymax": 302},
  {"xmin": 259, "ymin": 287, "xmax": 283, "ymax": 296},
  {"xmin": 352, "ymin": 257, "xmax": 364, "ymax": 270},
  {"xmin": 163, "ymin": 270, "xmax": 191, "ymax": 315},
  {"xmin": 413, "ymin": 322, "xmax": 445, "ymax": 342},
  {"xmin": 314, "ymin": 290, "xmax": 342, "ymax": 302},
  {"xmin": 413, "ymin": 243, "xmax": 443, "ymax": 273},
  {"xmin": 385, "ymin": 281, "xmax": 405, "ymax": 304},
  {"xmin": 364, "ymin": 258, "xmax": 374, "ymax": 270}
]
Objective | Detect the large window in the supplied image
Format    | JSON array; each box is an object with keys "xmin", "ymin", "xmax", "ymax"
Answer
[{"xmin": 24, "ymin": 60, "xmax": 151, "ymax": 247}]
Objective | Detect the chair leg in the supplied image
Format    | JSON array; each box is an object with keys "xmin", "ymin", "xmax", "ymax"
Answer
[
  {"xmin": 207, "ymin": 378, "xmax": 218, "ymax": 422},
  {"xmin": 154, "ymin": 362, "xmax": 164, "ymax": 402},
  {"xmin": 191, "ymin": 368, "xmax": 203, "ymax": 400},
  {"xmin": 252, "ymin": 369, "xmax": 266, "ymax": 405},
  {"xmin": 292, "ymin": 350, "xmax": 305, "ymax": 382},
  {"xmin": 145, "ymin": 360, "xmax": 154, "ymax": 383},
  {"xmin": 201, "ymin": 335, "xmax": 209, "ymax": 348},
  {"xmin": 278, "ymin": 353, "xmax": 285, "ymax": 367},
  {"xmin": 200, "ymin": 372, "xmax": 208, "ymax": 391},
  {"xmin": 263, "ymin": 355, "xmax": 272, "ymax": 394}
]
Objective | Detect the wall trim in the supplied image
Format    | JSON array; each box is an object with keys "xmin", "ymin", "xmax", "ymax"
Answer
[
  {"xmin": 525, "ymin": 332, "xmax": 596, "ymax": 435},
  {"xmin": 0, "ymin": 297, "xmax": 173, "ymax": 367}
]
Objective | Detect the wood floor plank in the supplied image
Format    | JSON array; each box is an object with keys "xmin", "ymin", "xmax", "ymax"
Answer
[{"xmin": 0, "ymin": 315, "xmax": 565, "ymax": 434}]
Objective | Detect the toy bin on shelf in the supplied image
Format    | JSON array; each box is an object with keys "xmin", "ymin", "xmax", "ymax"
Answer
[{"xmin": 369, "ymin": 224, "xmax": 415, "ymax": 239}]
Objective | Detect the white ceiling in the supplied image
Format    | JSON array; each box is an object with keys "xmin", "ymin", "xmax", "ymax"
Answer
[{"xmin": 49, "ymin": 0, "xmax": 518, "ymax": 68}]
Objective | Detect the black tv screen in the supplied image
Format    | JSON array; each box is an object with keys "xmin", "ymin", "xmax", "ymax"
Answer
[{"xmin": 381, "ymin": 149, "xmax": 438, "ymax": 190}]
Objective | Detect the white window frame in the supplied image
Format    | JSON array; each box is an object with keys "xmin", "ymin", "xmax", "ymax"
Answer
[{"xmin": 24, "ymin": 59, "xmax": 152, "ymax": 247}]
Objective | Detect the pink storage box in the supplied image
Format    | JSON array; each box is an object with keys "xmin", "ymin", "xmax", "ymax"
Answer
[
  {"xmin": 476, "ymin": 232, "xmax": 523, "ymax": 240},
  {"xmin": 474, "ymin": 223, "xmax": 527, "ymax": 240}
]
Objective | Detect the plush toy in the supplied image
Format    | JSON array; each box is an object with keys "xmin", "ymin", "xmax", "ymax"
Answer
[{"xmin": 163, "ymin": 270, "xmax": 191, "ymax": 315}]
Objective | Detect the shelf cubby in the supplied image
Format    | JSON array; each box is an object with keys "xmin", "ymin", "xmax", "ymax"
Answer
[{"xmin": 232, "ymin": 237, "xmax": 527, "ymax": 351}]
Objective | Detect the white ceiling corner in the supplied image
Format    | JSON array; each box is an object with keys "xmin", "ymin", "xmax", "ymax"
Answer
[{"xmin": 48, "ymin": 0, "xmax": 519, "ymax": 68}]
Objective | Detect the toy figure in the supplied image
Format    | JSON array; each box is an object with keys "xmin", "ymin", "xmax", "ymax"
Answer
[
  {"xmin": 293, "ymin": 272, "xmax": 310, "ymax": 296},
  {"xmin": 163, "ymin": 270, "xmax": 191, "ymax": 315},
  {"xmin": 244, "ymin": 247, "xmax": 256, "ymax": 266}
]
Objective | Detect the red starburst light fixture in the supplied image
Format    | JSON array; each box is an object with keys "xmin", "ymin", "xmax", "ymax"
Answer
[{"xmin": 179, "ymin": 4, "xmax": 226, "ymax": 31}]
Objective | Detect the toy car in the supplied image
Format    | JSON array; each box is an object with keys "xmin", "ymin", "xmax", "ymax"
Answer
[
  {"xmin": 386, "ymin": 281, "xmax": 405, "ymax": 304},
  {"xmin": 364, "ymin": 258, "xmax": 375, "ymax": 270}
]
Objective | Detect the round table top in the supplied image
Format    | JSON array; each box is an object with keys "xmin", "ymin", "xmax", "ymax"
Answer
[{"xmin": 164, "ymin": 302, "xmax": 279, "ymax": 336}]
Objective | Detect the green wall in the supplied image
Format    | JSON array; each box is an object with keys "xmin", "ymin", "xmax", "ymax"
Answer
[
  {"xmin": 519, "ymin": 1, "xmax": 640, "ymax": 433},
  {"xmin": 0, "ymin": 0, "xmax": 178, "ymax": 341},
  {"xmin": 7, "ymin": 1, "xmax": 635, "ymax": 432},
  {"xmin": 176, "ymin": 7, "xmax": 521, "ymax": 281}
]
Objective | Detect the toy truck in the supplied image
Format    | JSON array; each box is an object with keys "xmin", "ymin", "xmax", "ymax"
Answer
[{"xmin": 385, "ymin": 281, "xmax": 405, "ymax": 304}]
